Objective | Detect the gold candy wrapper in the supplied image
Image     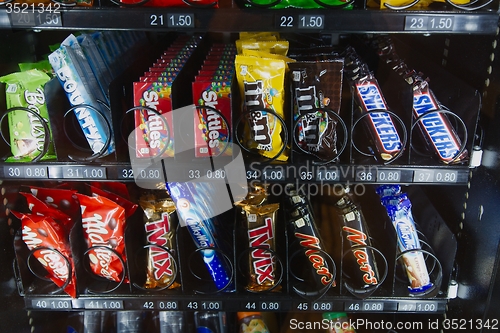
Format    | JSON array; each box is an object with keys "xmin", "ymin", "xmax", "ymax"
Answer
[
  {"xmin": 235, "ymin": 183, "xmax": 269, "ymax": 207},
  {"xmin": 243, "ymin": 203, "xmax": 281, "ymax": 292},
  {"xmin": 235, "ymin": 55, "xmax": 288, "ymax": 161},
  {"xmin": 140, "ymin": 195, "xmax": 180, "ymax": 290}
]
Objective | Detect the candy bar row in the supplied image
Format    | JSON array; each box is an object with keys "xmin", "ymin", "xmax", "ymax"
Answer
[
  {"xmin": 5, "ymin": 180, "xmax": 450, "ymax": 301},
  {"xmin": 0, "ymin": 33, "xmax": 476, "ymax": 169}
]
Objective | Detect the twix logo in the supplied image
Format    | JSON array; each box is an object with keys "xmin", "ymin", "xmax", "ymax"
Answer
[
  {"xmin": 248, "ymin": 217, "xmax": 275, "ymax": 284},
  {"xmin": 145, "ymin": 213, "xmax": 173, "ymax": 280},
  {"xmin": 343, "ymin": 226, "xmax": 378, "ymax": 285},
  {"xmin": 295, "ymin": 232, "xmax": 333, "ymax": 286}
]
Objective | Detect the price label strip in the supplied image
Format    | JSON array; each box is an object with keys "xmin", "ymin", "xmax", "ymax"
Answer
[
  {"xmin": 316, "ymin": 167, "xmax": 341, "ymax": 182},
  {"xmin": 345, "ymin": 301, "xmax": 385, "ymax": 312},
  {"xmin": 405, "ymin": 16, "xmax": 455, "ymax": 32},
  {"xmin": 10, "ymin": 11, "xmax": 62, "ymax": 28},
  {"xmin": 58, "ymin": 166, "xmax": 107, "ymax": 180},
  {"xmin": 146, "ymin": 13, "xmax": 194, "ymax": 28},
  {"xmin": 3, "ymin": 166, "xmax": 48, "ymax": 179},
  {"xmin": 413, "ymin": 169, "xmax": 459, "ymax": 183},
  {"xmin": 298, "ymin": 15, "xmax": 325, "ymax": 30},
  {"xmin": 31, "ymin": 298, "xmax": 72, "ymax": 310},
  {"xmin": 398, "ymin": 301, "xmax": 439, "ymax": 312},
  {"xmin": 184, "ymin": 300, "xmax": 223, "ymax": 311},
  {"xmin": 261, "ymin": 167, "xmax": 286, "ymax": 182},
  {"xmin": 84, "ymin": 299, "xmax": 124, "ymax": 310},
  {"xmin": 259, "ymin": 301, "xmax": 281, "ymax": 311},
  {"xmin": 139, "ymin": 300, "xmax": 179, "ymax": 310}
]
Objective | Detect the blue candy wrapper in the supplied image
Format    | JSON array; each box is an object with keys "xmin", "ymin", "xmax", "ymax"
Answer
[
  {"xmin": 49, "ymin": 42, "xmax": 115, "ymax": 156},
  {"xmin": 377, "ymin": 187, "xmax": 433, "ymax": 294},
  {"xmin": 167, "ymin": 182, "xmax": 233, "ymax": 291}
]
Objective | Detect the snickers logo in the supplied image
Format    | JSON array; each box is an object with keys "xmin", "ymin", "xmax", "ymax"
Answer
[
  {"xmin": 413, "ymin": 92, "xmax": 460, "ymax": 160},
  {"xmin": 357, "ymin": 83, "xmax": 402, "ymax": 153}
]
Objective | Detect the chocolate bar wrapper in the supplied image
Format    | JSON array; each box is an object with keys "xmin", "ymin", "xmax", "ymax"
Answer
[
  {"xmin": 139, "ymin": 195, "xmax": 180, "ymax": 290},
  {"xmin": 412, "ymin": 84, "xmax": 468, "ymax": 164},
  {"xmin": 166, "ymin": 182, "xmax": 233, "ymax": 291},
  {"xmin": 0, "ymin": 69, "xmax": 56, "ymax": 162},
  {"xmin": 378, "ymin": 190, "xmax": 433, "ymax": 294},
  {"xmin": 242, "ymin": 203, "xmax": 280, "ymax": 292},
  {"xmin": 287, "ymin": 199, "xmax": 335, "ymax": 290},
  {"xmin": 345, "ymin": 48, "xmax": 403, "ymax": 161},
  {"xmin": 353, "ymin": 77, "xmax": 402, "ymax": 161},
  {"xmin": 289, "ymin": 60, "xmax": 344, "ymax": 161},
  {"xmin": 49, "ymin": 45, "xmax": 115, "ymax": 156},
  {"xmin": 334, "ymin": 195, "xmax": 380, "ymax": 293}
]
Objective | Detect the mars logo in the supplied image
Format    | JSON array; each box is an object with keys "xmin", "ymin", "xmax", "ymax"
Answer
[{"xmin": 128, "ymin": 104, "xmax": 248, "ymax": 223}]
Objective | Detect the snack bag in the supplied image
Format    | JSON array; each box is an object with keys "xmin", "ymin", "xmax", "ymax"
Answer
[
  {"xmin": 14, "ymin": 211, "xmax": 77, "ymax": 298},
  {"xmin": 76, "ymin": 193, "xmax": 128, "ymax": 283},
  {"xmin": 0, "ymin": 69, "xmax": 56, "ymax": 162},
  {"xmin": 235, "ymin": 55, "xmax": 288, "ymax": 161}
]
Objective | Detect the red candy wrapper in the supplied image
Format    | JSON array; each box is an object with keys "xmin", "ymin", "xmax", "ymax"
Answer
[
  {"xmin": 76, "ymin": 193, "xmax": 128, "ymax": 283},
  {"xmin": 21, "ymin": 192, "xmax": 74, "ymax": 232},
  {"xmin": 29, "ymin": 186, "xmax": 80, "ymax": 218},
  {"xmin": 87, "ymin": 184, "xmax": 138, "ymax": 218},
  {"xmin": 13, "ymin": 211, "xmax": 77, "ymax": 298}
]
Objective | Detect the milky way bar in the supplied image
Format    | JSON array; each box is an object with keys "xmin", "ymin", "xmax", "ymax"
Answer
[{"xmin": 166, "ymin": 182, "xmax": 233, "ymax": 291}]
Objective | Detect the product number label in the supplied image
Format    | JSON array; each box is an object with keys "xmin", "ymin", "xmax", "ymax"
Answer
[
  {"xmin": 276, "ymin": 15, "xmax": 295, "ymax": 28},
  {"xmin": 405, "ymin": 16, "xmax": 455, "ymax": 31},
  {"xmin": 355, "ymin": 168, "xmax": 376, "ymax": 182},
  {"xmin": 118, "ymin": 167, "xmax": 134, "ymax": 180},
  {"xmin": 32, "ymin": 299, "xmax": 72, "ymax": 310}
]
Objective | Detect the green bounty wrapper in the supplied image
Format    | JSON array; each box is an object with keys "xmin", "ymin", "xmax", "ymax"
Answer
[{"xmin": 0, "ymin": 69, "xmax": 56, "ymax": 162}]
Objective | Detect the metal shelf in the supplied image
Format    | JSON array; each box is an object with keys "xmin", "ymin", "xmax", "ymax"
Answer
[
  {"xmin": 0, "ymin": 7, "xmax": 498, "ymax": 34},
  {"xmin": 0, "ymin": 161, "xmax": 470, "ymax": 185},
  {"xmin": 24, "ymin": 294, "xmax": 448, "ymax": 313}
]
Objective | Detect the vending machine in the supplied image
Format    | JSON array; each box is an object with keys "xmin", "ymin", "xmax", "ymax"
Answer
[{"xmin": 0, "ymin": 0, "xmax": 499, "ymax": 332}]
